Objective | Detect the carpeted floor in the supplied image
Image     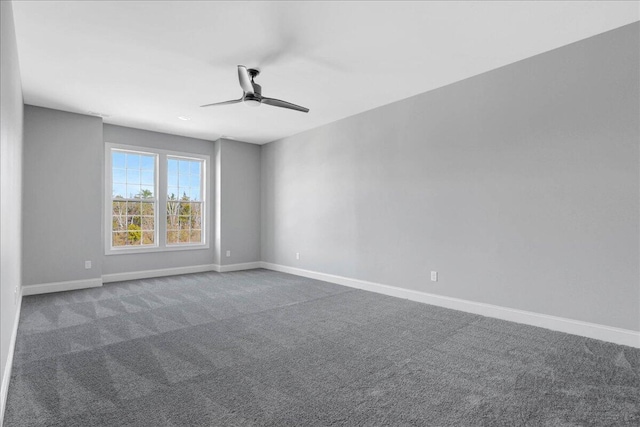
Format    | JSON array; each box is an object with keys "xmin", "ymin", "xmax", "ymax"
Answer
[{"xmin": 4, "ymin": 269, "xmax": 639, "ymax": 426}]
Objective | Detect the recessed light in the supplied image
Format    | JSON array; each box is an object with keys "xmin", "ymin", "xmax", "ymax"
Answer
[{"xmin": 178, "ymin": 116, "xmax": 191, "ymax": 121}]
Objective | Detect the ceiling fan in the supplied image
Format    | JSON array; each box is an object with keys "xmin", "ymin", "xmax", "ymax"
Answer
[{"xmin": 201, "ymin": 65, "xmax": 309, "ymax": 113}]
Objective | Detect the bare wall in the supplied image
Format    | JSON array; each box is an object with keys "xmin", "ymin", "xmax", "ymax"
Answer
[
  {"xmin": 22, "ymin": 106, "xmax": 103, "ymax": 286},
  {"xmin": 261, "ymin": 23, "xmax": 640, "ymax": 331},
  {"xmin": 219, "ymin": 138, "xmax": 261, "ymax": 265},
  {"xmin": 1, "ymin": 0, "xmax": 24, "ymax": 416}
]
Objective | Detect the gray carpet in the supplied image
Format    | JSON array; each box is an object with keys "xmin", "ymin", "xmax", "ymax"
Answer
[{"xmin": 4, "ymin": 269, "xmax": 639, "ymax": 426}]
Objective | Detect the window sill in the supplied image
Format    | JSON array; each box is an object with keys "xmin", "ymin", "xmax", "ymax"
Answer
[{"xmin": 105, "ymin": 243, "xmax": 210, "ymax": 256}]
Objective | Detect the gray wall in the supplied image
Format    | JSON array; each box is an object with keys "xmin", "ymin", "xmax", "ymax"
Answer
[
  {"xmin": 23, "ymin": 106, "xmax": 103, "ymax": 285},
  {"xmin": 218, "ymin": 139, "xmax": 261, "ymax": 265},
  {"xmin": 20, "ymin": 113, "xmax": 261, "ymax": 280},
  {"xmin": 1, "ymin": 0, "xmax": 24, "ymax": 410},
  {"xmin": 261, "ymin": 23, "xmax": 640, "ymax": 331},
  {"xmin": 102, "ymin": 124, "xmax": 216, "ymax": 274}
]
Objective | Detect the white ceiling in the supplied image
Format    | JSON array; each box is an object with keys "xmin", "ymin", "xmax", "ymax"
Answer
[{"xmin": 11, "ymin": 1, "xmax": 639, "ymax": 145}]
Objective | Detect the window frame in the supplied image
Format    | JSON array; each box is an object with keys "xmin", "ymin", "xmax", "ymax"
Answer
[
  {"xmin": 105, "ymin": 143, "xmax": 210, "ymax": 255},
  {"xmin": 166, "ymin": 154, "xmax": 206, "ymax": 247},
  {"xmin": 109, "ymin": 147, "xmax": 159, "ymax": 250}
]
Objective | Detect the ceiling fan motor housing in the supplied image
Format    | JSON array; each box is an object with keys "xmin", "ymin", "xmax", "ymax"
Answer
[
  {"xmin": 244, "ymin": 81, "xmax": 262, "ymax": 107},
  {"xmin": 244, "ymin": 73, "xmax": 262, "ymax": 106},
  {"xmin": 250, "ymin": 82, "xmax": 262, "ymax": 97}
]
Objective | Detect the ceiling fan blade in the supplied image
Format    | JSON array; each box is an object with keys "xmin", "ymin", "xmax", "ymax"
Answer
[
  {"xmin": 200, "ymin": 98, "xmax": 242, "ymax": 108},
  {"xmin": 262, "ymin": 97, "xmax": 309, "ymax": 113},
  {"xmin": 237, "ymin": 65, "xmax": 254, "ymax": 95}
]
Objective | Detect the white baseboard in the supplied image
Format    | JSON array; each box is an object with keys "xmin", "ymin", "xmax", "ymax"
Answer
[
  {"xmin": 102, "ymin": 264, "xmax": 219, "ymax": 283},
  {"xmin": 259, "ymin": 262, "xmax": 640, "ymax": 349},
  {"xmin": 21, "ymin": 278, "xmax": 103, "ymax": 296},
  {"xmin": 218, "ymin": 262, "xmax": 262, "ymax": 273},
  {"xmin": 1, "ymin": 288, "xmax": 22, "ymax": 426},
  {"xmin": 101, "ymin": 261, "xmax": 261, "ymax": 283}
]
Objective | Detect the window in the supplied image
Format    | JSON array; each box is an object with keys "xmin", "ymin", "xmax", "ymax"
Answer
[
  {"xmin": 167, "ymin": 157, "xmax": 203, "ymax": 245},
  {"xmin": 106, "ymin": 144, "xmax": 208, "ymax": 254},
  {"xmin": 111, "ymin": 150, "xmax": 157, "ymax": 247}
]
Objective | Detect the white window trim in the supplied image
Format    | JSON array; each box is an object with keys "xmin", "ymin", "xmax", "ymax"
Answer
[{"xmin": 105, "ymin": 142, "xmax": 210, "ymax": 255}]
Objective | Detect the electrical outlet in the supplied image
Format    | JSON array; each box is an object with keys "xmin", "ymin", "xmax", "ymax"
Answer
[
  {"xmin": 431, "ymin": 271, "xmax": 438, "ymax": 282},
  {"xmin": 296, "ymin": 252, "xmax": 300, "ymax": 260},
  {"xmin": 14, "ymin": 286, "xmax": 19, "ymax": 304},
  {"xmin": 85, "ymin": 260, "xmax": 92, "ymax": 269},
  {"xmin": 226, "ymin": 250, "xmax": 231, "ymax": 257}
]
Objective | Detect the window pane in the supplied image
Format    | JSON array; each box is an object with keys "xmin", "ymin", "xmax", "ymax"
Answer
[
  {"xmin": 141, "ymin": 216, "xmax": 154, "ymax": 231},
  {"xmin": 141, "ymin": 170, "xmax": 154, "ymax": 186},
  {"xmin": 113, "ymin": 168, "xmax": 127, "ymax": 184},
  {"xmin": 142, "ymin": 232, "xmax": 155, "ymax": 245},
  {"xmin": 141, "ymin": 202, "xmax": 154, "ymax": 215},
  {"xmin": 127, "ymin": 223, "xmax": 142, "ymax": 245},
  {"xmin": 190, "ymin": 230, "xmax": 202, "ymax": 243},
  {"xmin": 167, "ymin": 186, "xmax": 179, "ymax": 200},
  {"xmin": 112, "ymin": 184, "xmax": 126, "ymax": 199},
  {"xmin": 168, "ymin": 159, "xmax": 178, "ymax": 174},
  {"xmin": 112, "ymin": 201, "xmax": 126, "ymax": 215},
  {"xmin": 191, "ymin": 204, "xmax": 202, "ymax": 228},
  {"xmin": 167, "ymin": 214, "xmax": 178, "ymax": 230},
  {"xmin": 126, "ymin": 154, "xmax": 140, "ymax": 168},
  {"xmin": 169, "ymin": 158, "xmax": 201, "ymax": 212},
  {"xmin": 126, "ymin": 169, "xmax": 140, "ymax": 184},
  {"xmin": 140, "ymin": 186, "xmax": 154, "ymax": 198},
  {"xmin": 112, "ymin": 216, "xmax": 127, "ymax": 232},
  {"xmin": 113, "ymin": 232, "xmax": 127, "ymax": 246},
  {"xmin": 164, "ymin": 194, "xmax": 204, "ymax": 245},
  {"xmin": 189, "ymin": 162, "xmax": 201, "ymax": 175},
  {"xmin": 112, "ymin": 152, "xmax": 126, "ymax": 168},
  {"xmin": 140, "ymin": 155, "xmax": 154, "ymax": 170},
  {"xmin": 167, "ymin": 200, "xmax": 179, "ymax": 216},
  {"xmin": 126, "ymin": 185, "xmax": 141, "ymax": 199},
  {"xmin": 179, "ymin": 161, "xmax": 189, "ymax": 174},
  {"xmin": 126, "ymin": 201, "xmax": 140, "ymax": 215}
]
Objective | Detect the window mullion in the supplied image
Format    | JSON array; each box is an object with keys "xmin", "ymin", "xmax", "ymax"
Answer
[{"xmin": 158, "ymin": 153, "xmax": 168, "ymax": 248}]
